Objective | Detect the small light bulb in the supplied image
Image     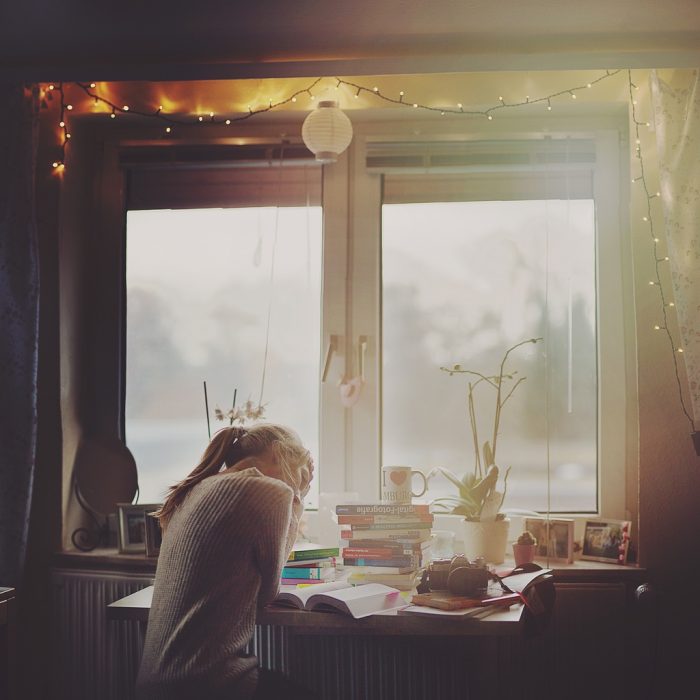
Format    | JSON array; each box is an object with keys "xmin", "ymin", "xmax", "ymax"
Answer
[
  {"xmin": 52, "ymin": 162, "xmax": 59, "ymax": 168},
  {"xmin": 636, "ymin": 139, "xmax": 641, "ymax": 144},
  {"xmin": 354, "ymin": 93, "xmax": 359, "ymax": 99},
  {"xmin": 165, "ymin": 127, "xmax": 171, "ymax": 133},
  {"xmin": 225, "ymin": 119, "xmax": 231, "ymax": 125},
  {"xmin": 649, "ymin": 281, "xmax": 656, "ymax": 286},
  {"xmin": 399, "ymin": 91, "xmax": 404, "ymax": 96},
  {"xmin": 441, "ymin": 111, "xmax": 445, "ymax": 116},
  {"xmin": 159, "ymin": 105, "xmax": 163, "ymax": 111},
  {"xmin": 310, "ymin": 95, "xmax": 315, "ymax": 100},
  {"xmin": 498, "ymin": 96, "xmax": 503, "ymax": 101},
  {"xmin": 571, "ymin": 93, "xmax": 577, "ymax": 99},
  {"xmin": 59, "ymin": 121, "xmax": 65, "ymax": 127},
  {"xmin": 48, "ymin": 84, "xmax": 55, "ymax": 90},
  {"xmin": 642, "ymin": 216, "xmax": 648, "ymax": 221},
  {"xmin": 413, "ymin": 103, "xmax": 418, "ymax": 108},
  {"xmin": 669, "ymin": 302, "xmax": 675, "ymax": 307},
  {"xmin": 547, "ymin": 105, "xmax": 552, "ymax": 111},
  {"xmin": 373, "ymin": 86, "xmax": 379, "ymax": 92},
  {"xmin": 198, "ymin": 116, "xmax": 203, "ymax": 122},
  {"xmin": 65, "ymin": 133, "xmax": 71, "ymax": 139},
  {"xmin": 678, "ymin": 348, "xmax": 684, "ymax": 353},
  {"xmin": 654, "ymin": 237, "xmax": 660, "ymax": 242},
  {"xmin": 66, "ymin": 104, "xmax": 73, "ymax": 110},
  {"xmin": 633, "ymin": 99, "xmax": 638, "ymax": 105},
  {"xmin": 292, "ymin": 97, "xmax": 297, "ymax": 102},
  {"xmin": 123, "ymin": 105, "xmax": 129, "ymax": 111},
  {"xmin": 656, "ymin": 191, "xmax": 660, "ymax": 197},
  {"xmin": 457, "ymin": 103, "xmax": 463, "ymax": 108},
  {"xmin": 646, "ymin": 122, "xmax": 651, "ymax": 127},
  {"xmin": 664, "ymin": 256, "xmax": 669, "ymax": 261},
  {"xmin": 90, "ymin": 83, "xmax": 96, "ymax": 88},
  {"xmin": 487, "ymin": 114, "xmax": 493, "ymax": 120},
  {"xmin": 110, "ymin": 113, "xmax": 116, "ymax": 119},
  {"xmin": 209, "ymin": 112, "xmax": 214, "ymax": 117},
  {"xmin": 587, "ymin": 83, "xmax": 592, "ymax": 88},
  {"xmin": 654, "ymin": 325, "xmax": 661, "ymax": 330}
]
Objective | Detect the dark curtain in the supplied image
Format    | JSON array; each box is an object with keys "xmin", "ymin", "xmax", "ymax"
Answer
[{"xmin": 0, "ymin": 84, "xmax": 40, "ymax": 586}]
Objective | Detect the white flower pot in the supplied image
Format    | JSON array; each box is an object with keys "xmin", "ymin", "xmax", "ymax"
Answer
[{"xmin": 461, "ymin": 518, "xmax": 510, "ymax": 565}]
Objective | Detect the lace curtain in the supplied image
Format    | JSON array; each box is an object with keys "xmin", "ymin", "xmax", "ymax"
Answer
[
  {"xmin": 0, "ymin": 85, "xmax": 40, "ymax": 586},
  {"xmin": 651, "ymin": 70, "xmax": 700, "ymax": 439}
]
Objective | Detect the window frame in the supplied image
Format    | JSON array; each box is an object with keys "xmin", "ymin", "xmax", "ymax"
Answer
[
  {"xmin": 71, "ymin": 111, "xmax": 635, "ymax": 546},
  {"xmin": 340, "ymin": 115, "xmax": 635, "ymax": 541}
]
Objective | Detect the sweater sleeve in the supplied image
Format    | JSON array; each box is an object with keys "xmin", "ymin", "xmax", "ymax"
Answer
[{"xmin": 253, "ymin": 478, "xmax": 295, "ymax": 606}]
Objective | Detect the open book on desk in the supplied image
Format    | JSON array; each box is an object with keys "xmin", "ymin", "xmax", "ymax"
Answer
[{"xmin": 273, "ymin": 580, "xmax": 408, "ymax": 618}]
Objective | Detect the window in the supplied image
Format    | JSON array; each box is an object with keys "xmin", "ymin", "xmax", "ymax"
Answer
[
  {"xmin": 345, "ymin": 128, "xmax": 628, "ymax": 524},
  {"xmin": 116, "ymin": 122, "xmax": 630, "ymax": 528},
  {"xmin": 123, "ymin": 160, "xmax": 324, "ymax": 507}
]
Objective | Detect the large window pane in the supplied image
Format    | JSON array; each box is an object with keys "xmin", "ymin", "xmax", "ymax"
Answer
[
  {"xmin": 126, "ymin": 206, "xmax": 322, "ymax": 507},
  {"xmin": 382, "ymin": 200, "xmax": 597, "ymax": 513}
]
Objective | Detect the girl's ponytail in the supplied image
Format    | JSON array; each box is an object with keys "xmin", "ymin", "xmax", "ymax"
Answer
[{"xmin": 154, "ymin": 426, "xmax": 246, "ymax": 529}]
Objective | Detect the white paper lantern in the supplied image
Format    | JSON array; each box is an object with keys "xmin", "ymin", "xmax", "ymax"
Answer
[{"xmin": 301, "ymin": 100, "xmax": 353, "ymax": 164}]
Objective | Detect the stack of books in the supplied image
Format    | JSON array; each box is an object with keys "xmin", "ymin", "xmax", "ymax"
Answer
[
  {"xmin": 281, "ymin": 542, "xmax": 340, "ymax": 585},
  {"xmin": 335, "ymin": 503, "xmax": 433, "ymax": 590}
]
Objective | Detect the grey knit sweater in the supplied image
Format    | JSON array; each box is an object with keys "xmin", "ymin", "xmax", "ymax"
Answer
[{"xmin": 135, "ymin": 468, "xmax": 296, "ymax": 700}]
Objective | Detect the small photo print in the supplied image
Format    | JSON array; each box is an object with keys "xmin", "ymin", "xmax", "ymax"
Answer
[
  {"xmin": 581, "ymin": 519, "xmax": 631, "ymax": 564},
  {"xmin": 523, "ymin": 517, "xmax": 575, "ymax": 564},
  {"xmin": 117, "ymin": 503, "xmax": 162, "ymax": 555}
]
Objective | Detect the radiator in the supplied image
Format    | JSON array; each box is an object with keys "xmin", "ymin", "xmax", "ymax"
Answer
[
  {"xmin": 52, "ymin": 569, "xmax": 539, "ymax": 700},
  {"xmin": 52, "ymin": 569, "xmax": 153, "ymax": 700}
]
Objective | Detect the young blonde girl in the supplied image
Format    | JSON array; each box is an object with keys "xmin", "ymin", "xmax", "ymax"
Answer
[{"xmin": 136, "ymin": 423, "xmax": 317, "ymax": 700}]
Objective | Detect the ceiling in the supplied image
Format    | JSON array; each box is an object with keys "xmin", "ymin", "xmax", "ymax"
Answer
[{"xmin": 2, "ymin": 0, "xmax": 699, "ymax": 81}]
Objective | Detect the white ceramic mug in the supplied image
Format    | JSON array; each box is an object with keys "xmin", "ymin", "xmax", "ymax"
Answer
[{"xmin": 381, "ymin": 466, "xmax": 428, "ymax": 504}]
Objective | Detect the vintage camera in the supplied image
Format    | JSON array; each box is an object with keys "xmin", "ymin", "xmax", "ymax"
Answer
[{"xmin": 427, "ymin": 555, "xmax": 489, "ymax": 596}]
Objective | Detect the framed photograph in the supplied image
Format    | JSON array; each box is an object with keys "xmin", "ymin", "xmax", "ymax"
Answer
[
  {"xmin": 523, "ymin": 517, "xmax": 575, "ymax": 564},
  {"xmin": 144, "ymin": 512, "xmax": 163, "ymax": 558},
  {"xmin": 117, "ymin": 503, "xmax": 161, "ymax": 554},
  {"xmin": 581, "ymin": 519, "xmax": 631, "ymax": 564}
]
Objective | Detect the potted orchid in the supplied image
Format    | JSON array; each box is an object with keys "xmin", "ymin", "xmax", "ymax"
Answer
[{"xmin": 428, "ymin": 337, "xmax": 542, "ymax": 564}]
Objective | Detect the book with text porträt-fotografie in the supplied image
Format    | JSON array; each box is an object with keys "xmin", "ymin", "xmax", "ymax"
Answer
[
  {"xmin": 273, "ymin": 581, "xmax": 408, "ymax": 618},
  {"xmin": 335, "ymin": 504, "xmax": 431, "ymax": 516}
]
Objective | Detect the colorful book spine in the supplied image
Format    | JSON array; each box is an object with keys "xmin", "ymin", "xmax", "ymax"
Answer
[
  {"xmin": 336, "ymin": 504, "xmax": 430, "ymax": 516},
  {"xmin": 342, "ymin": 547, "xmax": 426, "ymax": 558},
  {"xmin": 346, "ymin": 521, "xmax": 433, "ymax": 531},
  {"xmin": 337, "ymin": 514, "xmax": 434, "ymax": 525},
  {"xmin": 340, "ymin": 529, "xmax": 431, "ymax": 541},
  {"xmin": 339, "ymin": 565, "xmax": 414, "ymax": 574},
  {"xmin": 287, "ymin": 547, "xmax": 340, "ymax": 562},
  {"xmin": 344, "ymin": 539, "xmax": 430, "ymax": 552},
  {"xmin": 343, "ymin": 557, "xmax": 416, "ymax": 567},
  {"xmin": 280, "ymin": 567, "xmax": 336, "ymax": 580},
  {"xmin": 283, "ymin": 557, "xmax": 336, "ymax": 568}
]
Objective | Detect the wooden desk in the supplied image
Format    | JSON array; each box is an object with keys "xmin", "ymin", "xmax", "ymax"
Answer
[
  {"xmin": 107, "ymin": 584, "xmax": 525, "ymax": 636},
  {"xmin": 0, "ymin": 587, "xmax": 17, "ymax": 700}
]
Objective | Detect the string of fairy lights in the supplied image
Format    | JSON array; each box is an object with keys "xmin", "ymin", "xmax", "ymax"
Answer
[
  {"xmin": 628, "ymin": 69, "xmax": 696, "ymax": 432},
  {"xmin": 39, "ymin": 68, "xmax": 695, "ymax": 435},
  {"xmin": 44, "ymin": 70, "xmax": 624, "ymax": 170}
]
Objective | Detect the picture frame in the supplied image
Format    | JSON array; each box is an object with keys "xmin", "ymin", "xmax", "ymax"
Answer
[
  {"xmin": 144, "ymin": 512, "xmax": 163, "ymax": 558},
  {"xmin": 581, "ymin": 519, "xmax": 631, "ymax": 564},
  {"xmin": 523, "ymin": 517, "xmax": 575, "ymax": 564},
  {"xmin": 117, "ymin": 503, "xmax": 161, "ymax": 554}
]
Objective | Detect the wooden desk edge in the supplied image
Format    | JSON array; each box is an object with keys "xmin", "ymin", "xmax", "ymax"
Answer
[{"xmin": 107, "ymin": 585, "xmax": 524, "ymax": 635}]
